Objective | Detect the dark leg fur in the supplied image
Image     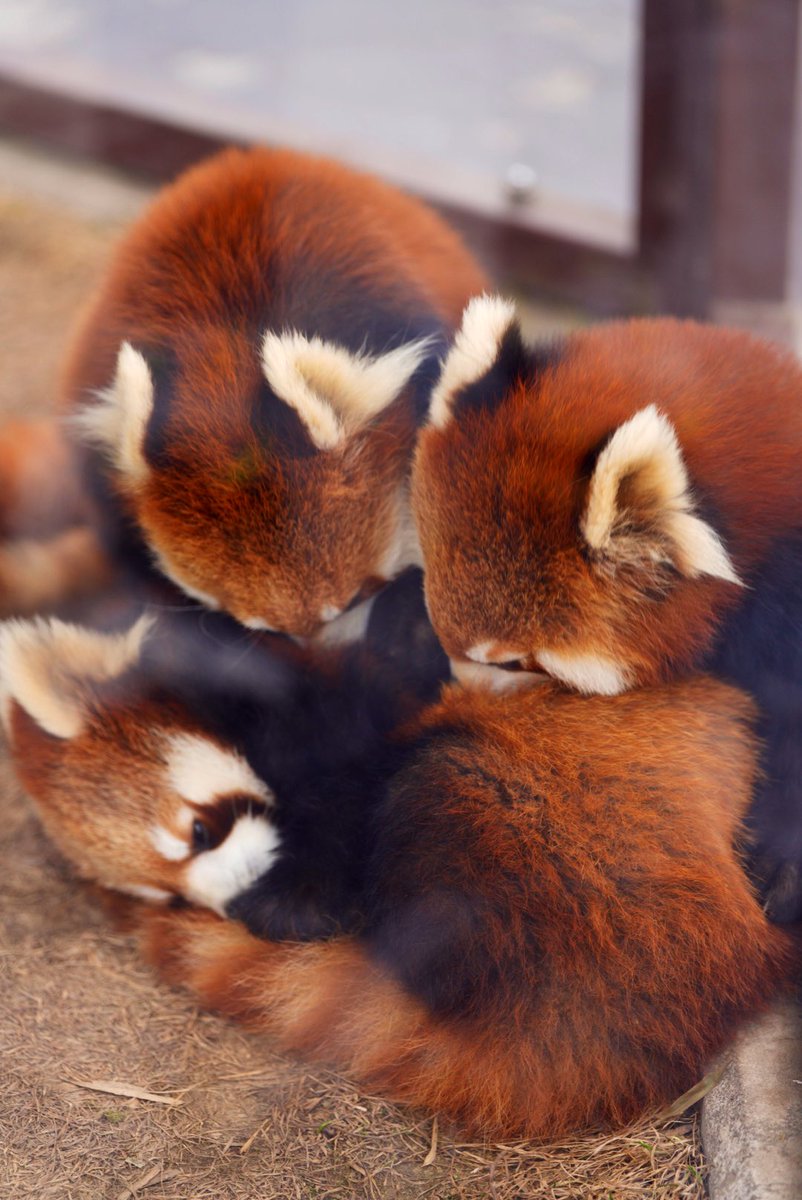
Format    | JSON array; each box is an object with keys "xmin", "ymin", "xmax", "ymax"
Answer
[{"xmin": 709, "ymin": 529, "xmax": 802, "ymax": 923}]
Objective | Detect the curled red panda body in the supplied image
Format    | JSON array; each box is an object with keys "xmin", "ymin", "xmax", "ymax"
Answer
[
  {"xmin": 0, "ymin": 612, "xmax": 793, "ymax": 1139},
  {"xmin": 4, "ymin": 146, "xmax": 487, "ymax": 635},
  {"xmin": 413, "ymin": 300, "xmax": 802, "ymax": 921}
]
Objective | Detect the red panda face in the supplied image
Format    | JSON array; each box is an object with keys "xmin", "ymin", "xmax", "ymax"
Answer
[
  {"xmin": 0, "ymin": 617, "xmax": 280, "ymax": 911},
  {"xmin": 413, "ymin": 299, "xmax": 743, "ymax": 694},
  {"xmin": 78, "ymin": 329, "xmax": 428, "ymax": 639}
]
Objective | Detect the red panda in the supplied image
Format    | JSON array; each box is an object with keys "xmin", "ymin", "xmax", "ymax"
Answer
[
  {"xmin": 412, "ymin": 297, "xmax": 802, "ymax": 922},
  {"xmin": 0, "ymin": 419, "xmax": 112, "ymax": 617},
  {"xmin": 0, "ymin": 610, "xmax": 792, "ymax": 1139},
  {"xmin": 34, "ymin": 146, "xmax": 488, "ymax": 640}
]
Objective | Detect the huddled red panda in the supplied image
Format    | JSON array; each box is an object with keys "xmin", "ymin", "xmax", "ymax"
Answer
[
  {"xmin": 58, "ymin": 146, "xmax": 487, "ymax": 640},
  {"xmin": 0, "ymin": 146, "xmax": 487, "ymax": 637},
  {"xmin": 412, "ymin": 297, "xmax": 802, "ymax": 922},
  {"xmin": 0, "ymin": 608, "xmax": 792, "ymax": 1139}
]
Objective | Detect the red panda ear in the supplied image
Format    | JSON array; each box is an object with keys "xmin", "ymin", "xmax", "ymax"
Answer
[
  {"xmin": 0, "ymin": 615, "xmax": 153, "ymax": 739},
  {"xmin": 428, "ymin": 294, "xmax": 523, "ymax": 428},
  {"xmin": 581, "ymin": 406, "xmax": 742, "ymax": 584},
  {"xmin": 261, "ymin": 330, "xmax": 433, "ymax": 451},
  {"xmin": 73, "ymin": 343, "xmax": 154, "ymax": 486}
]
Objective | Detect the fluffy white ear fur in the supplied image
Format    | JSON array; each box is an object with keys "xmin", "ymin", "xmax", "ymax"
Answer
[
  {"xmin": 73, "ymin": 342, "xmax": 154, "ymax": 483},
  {"xmin": 428, "ymin": 294, "xmax": 517, "ymax": 429},
  {"xmin": 0, "ymin": 614, "xmax": 153, "ymax": 739},
  {"xmin": 581, "ymin": 405, "xmax": 741, "ymax": 584},
  {"xmin": 261, "ymin": 330, "xmax": 433, "ymax": 451}
]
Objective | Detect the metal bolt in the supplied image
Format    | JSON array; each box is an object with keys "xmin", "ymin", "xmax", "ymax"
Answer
[{"xmin": 504, "ymin": 163, "xmax": 539, "ymax": 205}]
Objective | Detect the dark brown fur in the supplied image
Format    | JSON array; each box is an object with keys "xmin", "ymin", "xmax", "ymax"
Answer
[{"xmin": 2, "ymin": 612, "xmax": 792, "ymax": 1138}]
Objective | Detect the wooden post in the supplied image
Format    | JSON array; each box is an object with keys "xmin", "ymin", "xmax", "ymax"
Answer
[{"xmin": 639, "ymin": 0, "xmax": 801, "ymax": 333}]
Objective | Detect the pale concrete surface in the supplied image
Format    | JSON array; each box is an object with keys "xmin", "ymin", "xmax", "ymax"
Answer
[
  {"xmin": 0, "ymin": 0, "xmax": 639, "ymax": 249},
  {"xmin": 702, "ymin": 990, "xmax": 802, "ymax": 1200}
]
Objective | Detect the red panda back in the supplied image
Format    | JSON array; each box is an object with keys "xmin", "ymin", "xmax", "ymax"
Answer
[{"xmin": 62, "ymin": 146, "xmax": 487, "ymax": 402}]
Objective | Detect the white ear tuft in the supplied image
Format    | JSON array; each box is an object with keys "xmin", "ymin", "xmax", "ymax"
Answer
[
  {"xmin": 73, "ymin": 342, "xmax": 154, "ymax": 483},
  {"xmin": 581, "ymin": 405, "xmax": 741, "ymax": 584},
  {"xmin": 428, "ymin": 294, "xmax": 517, "ymax": 429},
  {"xmin": 0, "ymin": 614, "xmax": 153, "ymax": 739},
  {"xmin": 262, "ymin": 331, "xmax": 433, "ymax": 451}
]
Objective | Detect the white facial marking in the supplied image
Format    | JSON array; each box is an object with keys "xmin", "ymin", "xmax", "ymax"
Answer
[
  {"xmin": 0, "ymin": 614, "xmax": 153, "ymax": 739},
  {"xmin": 183, "ymin": 814, "xmax": 281, "ymax": 914},
  {"xmin": 313, "ymin": 594, "xmax": 377, "ymax": 647},
  {"xmin": 165, "ymin": 733, "xmax": 273, "ymax": 808},
  {"xmin": 118, "ymin": 882, "xmax": 173, "ymax": 904},
  {"xmin": 262, "ymin": 329, "xmax": 434, "ymax": 451},
  {"xmin": 537, "ymin": 649, "xmax": 629, "ymax": 696},
  {"xmin": 150, "ymin": 824, "xmax": 189, "ymax": 862},
  {"xmin": 242, "ymin": 617, "xmax": 279, "ymax": 632},
  {"xmin": 429, "ymin": 294, "xmax": 517, "ymax": 429},
  {"xmin": 73, "ymin": 342, "xmax": 154, "ymax": 483},
  {"xmin": 465, "ymin": 641, "xmax": 527, "ymax": 666},
  {"xmin": 320, "ymin": 604, "xmax": 342, "ymax": 623},
  {"xmin": 582, "ymin": 405, "xmax": 741, "ymax": 585},
  {"xmin": 450, "ymin": 657, "xmax": 547, "ymax": 693},
  {"xmin": 465, "ymin": 641, "xmax": 493, "ymax": 664}
]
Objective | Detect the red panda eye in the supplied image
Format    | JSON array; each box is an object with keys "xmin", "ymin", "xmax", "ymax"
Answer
[
  {"xmin": 491, "ymin": 659, "xmax": 526, "ymax": 672},
  {"xmin": 191, "ymin": 818, "xmax": 212, "ymax": 853}
]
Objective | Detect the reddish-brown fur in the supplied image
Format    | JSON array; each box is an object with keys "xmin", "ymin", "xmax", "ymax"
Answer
[
  {"xmin": 0, "ymin": 418, "xmax": 85, "ymax": 541},
  {"xmin": 4, "ymin": 616, "xmax": 793, "ymax": 1137},
  {"xmin": 131, "ymin": 677, "xmax": 793, "ymax": 1138},
  {"xmin": 413, "ymin": 318, "xmax": 802, "ymax": 680},
  {"xmin": 58, "ymin": 147, "xmax": 488, "ymax": 633},
  {"xmin": 7, "ymin": 692, "xmax": 224, "ymax": 898},
  {"xmin": 0, "ymin": 419, "xmax": 107, "ymax": 616}
]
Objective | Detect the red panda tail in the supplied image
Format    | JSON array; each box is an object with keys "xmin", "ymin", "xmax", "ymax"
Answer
[
  {"xmin": 138, "ymin": 903, "xmax": 796, "ymax": 1141},
  {"xmin": 138, "ymin": 904, "xmax": 568, "ymax": 1139}
]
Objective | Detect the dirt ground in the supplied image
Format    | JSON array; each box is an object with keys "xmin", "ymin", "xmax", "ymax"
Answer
[{"xmin": 0, "ymin": 147, "xmax": 707, "ymax": 1200}]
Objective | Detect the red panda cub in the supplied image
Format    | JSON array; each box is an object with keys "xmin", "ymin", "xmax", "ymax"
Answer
[
  {"xmin": 47, "ymin": 146, "xmax": 487, "ymax": 641},
  {"xmin": 0, "ymin": 612, "xmax": 792, "ymax": 1139},
  {"xmin": 412, "ymin": 297, "xmax": 802, "ymax": 922}
]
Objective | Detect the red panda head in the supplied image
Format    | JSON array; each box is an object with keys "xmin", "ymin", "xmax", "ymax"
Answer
[
  {"xmin": 412, "ymin": 298, "xmax": 744, "ymax": 694},
  {"xmin": 76, "ymin": 330, "xmax": 430, "ymax": 639},
  {"xmin": 0, "ymin": 616, "xmax": 279, "ymax": 911}
]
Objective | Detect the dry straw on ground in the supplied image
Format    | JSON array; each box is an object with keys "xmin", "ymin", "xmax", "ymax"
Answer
[{"xmin": 0, "ymin": 163, "xmax": 706, "ymax": 1199}]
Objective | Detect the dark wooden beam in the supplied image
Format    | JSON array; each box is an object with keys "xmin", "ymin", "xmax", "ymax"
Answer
[
  {"xmin": 711, "ymin": 0, "xmax": 800, "ymax": 303},
  {"xmin": 0, "ymin": 72, "xmax": 647, "ymax": 317},
  {"xmin": 638, "ymin": 0, "xmax": 801, "ymax": 318},
  {"xmin": 1, "ymin": 4, "xmax": 799, "ymax": 324}
]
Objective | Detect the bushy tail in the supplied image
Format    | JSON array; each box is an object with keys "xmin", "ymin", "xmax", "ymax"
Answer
[
  {"xmin": 138, "ymin": 905, "xmax": 572, "ymax": 1138},
  {"xmin": 137, "ymin": 904, "xmax": 795, "ymax": 1141}
]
